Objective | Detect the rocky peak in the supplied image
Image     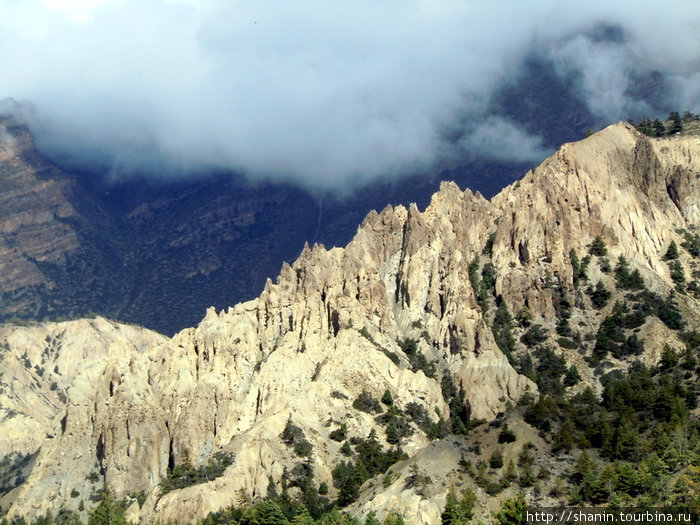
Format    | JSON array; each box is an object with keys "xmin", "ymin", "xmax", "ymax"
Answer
[{"xmin": 490, "ymin": 123, "xmax": 697, "ymax": 312}]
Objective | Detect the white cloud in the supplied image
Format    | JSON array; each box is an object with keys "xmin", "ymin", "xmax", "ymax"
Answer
[
  {"xmin": 1, "ymin": 0, "xmax": 698, "ymax": 189},
  {"xmin": 460, "ymin": 117, "xmax": 552, "ymax": 163}
]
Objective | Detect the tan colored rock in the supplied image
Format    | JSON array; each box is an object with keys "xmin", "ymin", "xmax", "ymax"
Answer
[{"xmin": 0, "ymin": 123, "xmax": 698, "ymax": 523}]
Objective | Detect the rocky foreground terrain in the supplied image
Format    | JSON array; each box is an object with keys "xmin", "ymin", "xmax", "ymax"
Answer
[{"xmin": 0, "ymin": 122, "xmax": 698, "ymax": 523}]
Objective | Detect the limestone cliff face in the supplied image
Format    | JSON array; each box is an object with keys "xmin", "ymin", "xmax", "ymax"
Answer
[
  {"xmin": 490, "ymin": 123, "xmax": 699, "ymax": 316},
  {"xmin": 0, "ymin": 123, "xmax": 698, "ymax": 523}
]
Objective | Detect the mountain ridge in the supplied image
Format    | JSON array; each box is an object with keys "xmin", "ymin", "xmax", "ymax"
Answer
[
  {"xmin": 0, "ymin": 122, "xmax": 698, "ymax": 523},
  {"xmin": 0, "ymin": 114, "xmax": 533, "ymax": 335}
]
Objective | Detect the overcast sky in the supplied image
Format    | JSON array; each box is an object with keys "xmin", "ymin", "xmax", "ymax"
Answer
[{"xmin": 1, "ymin": 0, "xmax": 698, "ymax": 189}]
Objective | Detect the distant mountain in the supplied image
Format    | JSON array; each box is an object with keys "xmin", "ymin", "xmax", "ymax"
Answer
[
  {"xmin": 0, "ymin": 52, "xmax": 615, "ymax": 334},
  {"xmin": 1, "ymin": 123, "xmax": 697, "ymax": 523},
  {"xmin": 0, "ymin": 47, "xmax": 624, "ymax": 334},
  {"xmin": 0, "ymin": 115, "xmax": 540, "ymax": 334}
]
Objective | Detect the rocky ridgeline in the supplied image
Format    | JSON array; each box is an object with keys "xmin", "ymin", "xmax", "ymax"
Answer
[
  {"xmin": 0, "ymin": 123, "xmax": 697, "ymax": 523},
  {"xmin": 0, "ymin": 118, "xmax": 83, "ymax": 309}
]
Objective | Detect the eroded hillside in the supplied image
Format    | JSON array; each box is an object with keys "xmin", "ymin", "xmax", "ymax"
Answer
[{"xmin": 0, "ymin": 123, "xmax": 698, "ymax": 524}]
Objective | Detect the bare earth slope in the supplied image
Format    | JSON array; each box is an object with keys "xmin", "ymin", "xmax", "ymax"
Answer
[{"xmin": 0, "ymin": 123, "xmax": 698, "ymax": 523}]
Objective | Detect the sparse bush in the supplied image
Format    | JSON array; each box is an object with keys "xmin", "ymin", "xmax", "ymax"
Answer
[
  {"xmin": 481, "ymin": 262, "xmax": 496, "ymax": 293},
  {"xmin": 398, "ymin": 337, "xmax": 436, "ymax": 377},
  {"xmin": 492, "ymin": 301, "xmax": 516, "ymax": 365},
  {"xmin": 293, "ymin": 439, "xmax": 313, "ymax": 458},
  {"xmin": 353, "ymin": 390, "xmax": 382, "ymax": 414},
  {"xmin": 359, "ymin": 327, "xmax": 373, "ymax": 341},
  {"xmin": 403, "ymin": 463, "xmax": 432, "ymax": 495},
  {"xmin": 517, "ymin": 307, "xmax": 533, "ymax": 328},
  {"xmin": 404, "ymin": 402, "xmax": 431, "ymax": 431},
  {"xmin": 381, "ymin": 348, "xmax": 400, "ymax": 365},
  {"xmin": 498, "ymin": 425, "xmax": 517, "ymax": 443},
  {"xmin": 330, "ymin": 424, "xmax": 347, "ymax": 442},
  {"xmin": 281, "ymin": 418, "xmax": 304, "ymax": 445},
  {"xmin": 563, "ymin": 366, "xmax": 581, "ymax": 386},
  {"xmin": 681, "ymin": 231, "xmax": 700, "ymax": 256},
  {"xmin": 397, "ymin": 337, "xmax": 417, "ymax": 356},
  {"xmin": 557, "ymin": 337, "xmax": 578, "ymax": 350},
  {"xmin": 490, "ymin": 449, "xmax": 504, "ymax": 469},
  {"xmin": 159, "ymin": 451, "xmax": 234, "ymax": 494},
  {"xmin": 87, "ymin": 471, "xmax": 101, "ymax": 483},
  {"xmin": 469, "ymin": 257, "xmax": 491, "ymax": 311},
  {"xmin": 483, "ymin": 233, "xmax": 496, "ymax": 256},
  {"xmin": 521, "ymin": 324, "xmax": 548, "ymax": 347},
  {"xmin": 485, "ymin": 480, "xmax": 504, "ymax": 495}
]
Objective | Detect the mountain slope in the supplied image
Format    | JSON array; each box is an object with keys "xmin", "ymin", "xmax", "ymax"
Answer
[
  {"xmin": 0, "ymin": 116, "xmax": 136, "ymax": 323},
  {"xmin": 0, "ymin": 123, "xmax": 698, "ymax": 524},
  {"xmin": 1, "ymin": 114, "xmax": 533, "ymax": 335}
]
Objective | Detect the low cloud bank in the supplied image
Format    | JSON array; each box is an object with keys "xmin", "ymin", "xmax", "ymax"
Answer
[{"xmin": 1, "ymin": 1, "xmax": 698, "ymax": 189}]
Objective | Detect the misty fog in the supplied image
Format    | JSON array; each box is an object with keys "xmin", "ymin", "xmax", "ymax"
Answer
[{"xmin": 1, "ymin": 0, "xmax": 698, "ymax": 190}]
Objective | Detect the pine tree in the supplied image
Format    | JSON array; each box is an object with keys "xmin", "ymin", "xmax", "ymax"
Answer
[
  {"xmin": 319, "ymin": 507, "xmax": 346, "ymax": 525},
  {"xmin": 490, "ymin": 449, "xmax": 504, "ymax": 469},
  {"xmin": 444, "ymin": 489, "xmax": 476, "ymax": 524},
  {"xmin": 364, "ymin": 512, "xmax": 380, "ymax": 525},
  {"xmin": 588, "ymin": 281, "xmax": 611, "ymax": 309},
  {"xmin": 381, "ymin": 389, "xmax": 394, "ymax": 406},
  {"xmin": 494, "ymin": 493, "xmax": 527, "ymax": 525},
  {"xmin": 570, "ymin": 249, "xmax": 581, "ymax": 287},
  {"xmin": 386, "ymin": 418, "xmax": 399, "ymax": 445},
  {"xmin": 665, "ymin": 241, "xmax": 680, "ymax": 260},
  {"xmin": 589, "ymin": 236, "xmax": 608, "ymax": 256},
  {"xmin": 668, "ymin": 260, "xmax": 685, "ymax": 283},
  {"xmin": 88, "ymin": 493, "xmax": 127, "ymax": 525},
  {"xmin": 652, "ymin": 119, "xmax": 666, "ymax": 137},
  {"xmin": 457, "ymin": 488, "xmax": 476, "ymax": 520},
  {"xmin": 255, "ymin": 498, "xmax": 288, "ymax": 525},
  {"xmin": 504, "ymin": 460, "xmax": 519, "ymax": 485},
  {"xmin": 340, "ymin": 441, "xmax": 353, "ymax": 456},
  {"xmin": 293, "ymin": 504, "xmax": 315, "ymax": 525},
  {"xmin": 441, "ymin": 487, "xmax": 467, "ymax": 525},
  {"xmin": 563, "ymin": 366, "xmax": 581, "ymax": 386},
  {"xmin": 668, "ymin": 111, "xmax": 682, "ymax": 134},
  {"xmin": 382, "ymin": 514, "xmax": 405, "ymax": 525},
  {"xmin": 337, "ymin": 469, "xmax": 359, "ymax": 506}
]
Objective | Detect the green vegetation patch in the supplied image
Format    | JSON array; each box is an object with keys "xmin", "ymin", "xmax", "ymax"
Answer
[{"xmin": 159, "ymin": 451, "xmax": 234, "ymax": 494}]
